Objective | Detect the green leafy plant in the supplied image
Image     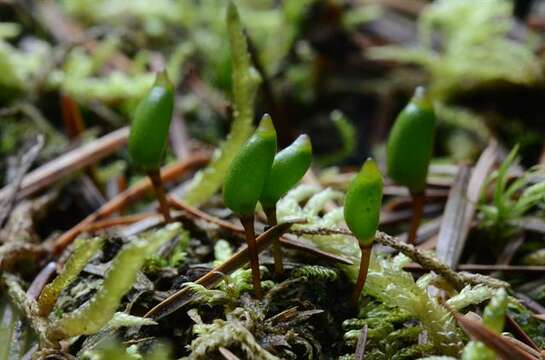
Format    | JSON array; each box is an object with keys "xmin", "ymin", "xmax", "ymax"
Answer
[
  {"xmin": 386, "ymin": 87, "xmax": 435, "ymax": 244},
  {"xmin": 38, "ymin": 237, "xmax": 104, "ymax": 316},
  {"xmin": 47, "ymin": 223, "xmax": 181, "ymax": 340},
  {"xmin": 368, "ymin": 0, "xmax": 542, "ymax": 100},
  {"xmin": 183, "ymin": 1, "xmax": 261, "ymax": 207},
  {"xmin": 260, "ymin": 134, "xmax": 312, "ymax": 275},
  {"xmin": 317, "ymin": 110, "xmax": 356, "ymax": 166},
  {"xmin": 276, "ymin": 187, "xmax": 465, "ymax": 355},
  {"xmin": 479, "ymin": 145, "xmax": 545, "ymax": 239},
  {"xmin": 128, "ymin": 70, "xmax": 174, "ymax": 222},
  {"xmin": 223, "ymin": 114, "xmax": 277, "ymax": 298},
  {"xmin": 343, "ymin": 158, "xmax": 383, "ymax": 307}
]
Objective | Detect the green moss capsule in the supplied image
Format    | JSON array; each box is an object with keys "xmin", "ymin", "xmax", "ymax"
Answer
[
  {"xmin": 128, "ymin": 71, "xmax": 174, "ymax": 171},
  {"xmin": 260, "ymin": 134, "xmax": 312, "ymax": 208},
  {"xmin": 386, "ymin": 87, "xmax": 435, "ymax": 194},
  {"xmin": 344, "ymin": 158, "xmax": 384, "ymax": 247},
  {"xmin": 223, "ymin": 114, "xmax": 277, "ymax": 216}
]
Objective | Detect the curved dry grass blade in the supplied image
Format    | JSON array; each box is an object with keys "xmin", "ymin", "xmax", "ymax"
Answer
[
  {"xmin": 144, "ymin": 221, "xmax": 297, "ymax": 320},
  {"xmin": 453, "ymin": 312, "xmax": 538, "ymax": 360},
  {"xmin": 436, "ymin": 165, "xmax": 470, "ymax": 267}
]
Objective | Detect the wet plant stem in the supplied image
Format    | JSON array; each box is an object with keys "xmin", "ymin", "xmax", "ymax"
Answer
[
  {"xmin": 351, "ymin": 245, "xmax": 372, "ymax": 308},
  {"xmin": 147, "ymin": 169, "xmax": 171, "ymax": 223},
  {"xmin": 264, "ymin": 205, "xmax": 284, "ymax": 276},
  {"xmin": 408, "ymin": 192, "xmax": 425, "ymax": 245},
  {"xmin": 240, "ymin": 215, "xmax": 263, "ymax": 299}
]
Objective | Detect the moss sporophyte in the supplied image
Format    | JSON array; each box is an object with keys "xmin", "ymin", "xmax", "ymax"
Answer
[
  {"xmin": 223, "ymin": 114, "xmax": 277, "ymax": 299},
  {"xmin": 343, "ymin": 158, "xmax": 383, "ymax": 307},
  {"xmin": 386, "ymin": 86, "xmax": 435, "ymax": 245},
  {"xmin": 260, "ymin": 134, "xmax": 312, "ymax": 276},
  {"xmin": 128, "ymin": 70, "xmax": 174, "ymax": 222}
]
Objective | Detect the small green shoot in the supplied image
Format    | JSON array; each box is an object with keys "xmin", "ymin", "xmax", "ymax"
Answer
[
  {"xmin": 386, "ymin": 87, "xmax": 435, "ymax": 244},
  {"xmin": 260, "ymin": 134, "xmax": 312, "ymax": 275},
  {"xmin": 223, "ymin": 114, "xmax": 277, "ymax": 298},
  {"xmin": 48, "ymin": 223, "xmax": 181, "ymax": 340},
  {"xmin": 479, "ymin": 145, "xmax": 545, "ymax": 239},
  {"xmin": 128, "ymin": 70, "xmax": 174, "ymax": 222},
  {"xmin": 343, "ymin": 158, "xmax": 383, "ymax": 307},
  {"xmin": 38, "ymin": 237, "xmax": 104, "ymax": 316}
]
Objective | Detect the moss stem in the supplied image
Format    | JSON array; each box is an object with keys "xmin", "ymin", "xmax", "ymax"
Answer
[
  {"xmin": 264, "ymin": 205, "xmax": 283, "ymax": 276},
  {"xmin": 351, "ymin": 245, "xmax": 372, "ymax": 308},
  {"xmin": 147, "ymin": 169, "xmax": 172, "ymax": 223},
  {"xmin": 240, "ymin": 215, "xmax": 263, "ymax": 299},
  {"xmin": 407, "ymin": 192, "xmax": 425, "ymax": 245}
]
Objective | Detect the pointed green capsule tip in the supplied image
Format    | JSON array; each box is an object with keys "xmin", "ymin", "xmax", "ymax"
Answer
[
  {"xmin": 128, "ymin": 71, "xmax": 174, "ymax": 171},
  {"xmin": 260, "ymin": 134, "xmax": 312, "ymax": 208},
  {"xmin": 154, "ymin": 69, "xmax": 173, "ymax": 89},
  {"xmin": 223, "ymin": 114, "xmax": 278, "ymax": 216},
  {"xmin": 344, "ymin": 158, "xmax": 383, "ymax": 246},
  {"xmin": 386, "ymin": 86, "xmax": 435, "ymax": 194},
  {"xmin": 227, "ymin": 1, "xmax": 238, "ymax": 22}
]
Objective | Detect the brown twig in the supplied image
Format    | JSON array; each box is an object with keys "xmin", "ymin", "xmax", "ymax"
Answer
[
  {"xmin": 291, "ymin": 227, "xmax": 509, "ymax": 290},
  {"xmin": 405, "ymin": 263, "xmax": 545, "ymax": 274},
  {"xmin": 79, "ymin": 213, "xmax": 159, "ymax": 233},
  {"xmin": 168, "ymin": 197, "xmax": 352, "ymax": 265},
  {"xmin": 0, "ymin": 127, "xmax": 130, "ymax": 202},
  {"xmin": 453, "ymin": 312, "xmax": 537, "ymax": 360},
  {"xmin": 144, "ymin": 221, "xmax": 296, "ymax": 320}
]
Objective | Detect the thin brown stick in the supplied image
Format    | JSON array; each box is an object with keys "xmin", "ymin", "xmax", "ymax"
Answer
[
  {"xmin": 351, "ymin": 245, "xmax": 371, "ymax": 308},
  {"xmin": 292, "ymin": 227, "xmax": 509, "ymax": 289},
  {"xmin": 0, "ymin": 127, "xmax": 130, "ymax": 202},
  {"xmin": 52, "ymin": 152, "xmax": 209, "ymax": 254},
  {"xmin": 240, "ymin": 215, "xmax": 262, "ymax": 299},
  {"xmin": 168, "ymin": 197, "xmax": 353, "ymax": 265},
  {"xmin": 79, "ymin": 213, "xmax": 159, "ymax": 233},
  {"xmin": 405, "ymin": 263, "xmax": 545, "ymax": 273},
  {"xmin": 264, "ymin": 205, "xmax": 283, "ymax": 276},
  {"xmin": 147, "ymin": 169, "xmax": 172, "ymax": 223},
  {"xmin": 506, "ymin": 315, "xmax": 540, "ymax": 351},
  {"xmin": 407, "ymin": 192, "xmax": 425, "ymax": 245},
  {"xmin": 145, "ymin": 222, "xmax": 295, "ymax": 319}
]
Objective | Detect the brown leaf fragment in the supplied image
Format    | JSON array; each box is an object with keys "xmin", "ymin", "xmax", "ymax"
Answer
[
  {"xmin": 436, "ymin": 164, "xmax": 471, "ymax": 268},
  {"xmin": 454, "ymin": 312, "xmax": 538, "ymax": 360}
]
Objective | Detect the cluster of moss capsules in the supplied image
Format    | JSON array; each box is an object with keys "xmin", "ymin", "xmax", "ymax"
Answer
[
  {"xmin": 223, "ymin": 114, "xmax": 312, "ymax": 298},
  {"xmin": 127, "ymin": 74, "xmax": 435, "ymax": 309}
]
